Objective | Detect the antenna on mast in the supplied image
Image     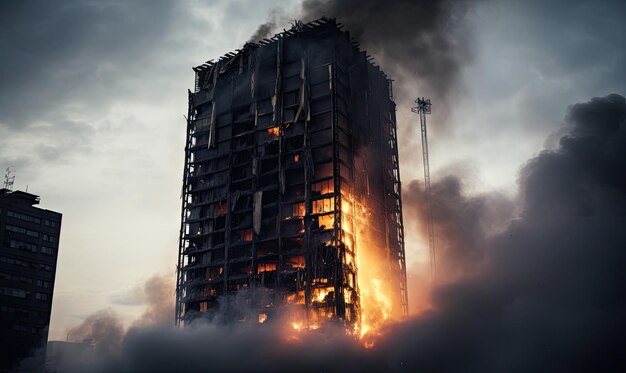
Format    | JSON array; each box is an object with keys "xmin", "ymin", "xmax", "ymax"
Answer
[
  {"xmin": 411, "ymin": 98, "xmax": 436, "ymax": 279},
  {"xmin": 3, "ymin": 167, "xmax": 15, "ymax": 191}
]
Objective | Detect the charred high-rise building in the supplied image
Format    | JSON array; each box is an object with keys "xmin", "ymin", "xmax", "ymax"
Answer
[{"xmin": 176, "ymin": 18, "xmax": 407, "ymax": 330}]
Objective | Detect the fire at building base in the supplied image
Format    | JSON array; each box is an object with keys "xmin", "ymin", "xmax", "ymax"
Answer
[{"xmin": 175, "ymin": 18, "xmax": 408, "ymax": 338}]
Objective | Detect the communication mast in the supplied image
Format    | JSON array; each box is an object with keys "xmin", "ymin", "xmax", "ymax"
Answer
[
  {"xmin": 411, "ymin": 98, "xmax": 436, "ymax": 278},
  {"xmin": 3, "ymin": 167, "xmax": 15, "ymax": 191}
]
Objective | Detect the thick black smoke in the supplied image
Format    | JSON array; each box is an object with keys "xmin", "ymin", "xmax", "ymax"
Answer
[
  {"xmin": 248, "ymin": 9, "xmax": 284, "ymax": 43},
  {"xmin": 398, "ymin": 93, "xmax": 626, "ymax": 371},
  {"xmin": 300, "ymin": 0, "xmax": 472, "ymax": 126},
  {"xmin": 404, "ymin": 173, "xmax": 515, "ymax": 281},
  {"xmin": 40, "ymin": 94, "xmax": 626, "ymax": 372}
]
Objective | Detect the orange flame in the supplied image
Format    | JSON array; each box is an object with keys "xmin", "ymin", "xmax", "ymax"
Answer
[
  {"xmin": 344, "ymin": 194, "xmax": 396, "ymax": 343},
  {"xmin": 281, "ymin": 192, "xmax": 399, "ymax": 349},
  {"xmin": 267, "ymin": 127, "xmax": 280, "ymax": 137}
]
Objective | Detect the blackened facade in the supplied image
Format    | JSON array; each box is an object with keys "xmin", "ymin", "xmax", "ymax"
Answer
[{"xmin": 176, "ymin": 18, "xmax": 407, "ymax": 329}]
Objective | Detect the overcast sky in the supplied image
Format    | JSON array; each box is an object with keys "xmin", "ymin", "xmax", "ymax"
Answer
[{"xmin": 1, "ymin": 0, "xmax": 624, "ymax": 340}]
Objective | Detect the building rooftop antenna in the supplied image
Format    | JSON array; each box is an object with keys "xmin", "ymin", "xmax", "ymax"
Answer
[
  {"xmin": 3, "ymin": 167, "xmax": 15, "ymax": 191},
  {"xmin": 411, "ymin": 98, "xmax": 436, "ymax": 279}
]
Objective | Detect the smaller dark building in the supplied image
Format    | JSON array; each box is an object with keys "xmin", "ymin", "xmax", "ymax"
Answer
[{"xmin": 0, "ymin": 189, "xmax": 61, "ymax": 371}]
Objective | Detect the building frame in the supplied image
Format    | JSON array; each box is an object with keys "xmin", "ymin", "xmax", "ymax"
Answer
[{"xmin": 176, "ymin": 18, "xmax": 408, "ymax": 328}]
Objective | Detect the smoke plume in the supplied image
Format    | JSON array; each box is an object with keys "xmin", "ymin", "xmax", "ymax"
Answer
[
  {"xmin": 299, "ymin": 0, "xmax": 473, "ymax": 127},
  {"xmin": 39, "ymin": 94, "xmax": 626, "ymax": 371},
  {"xmin": 131, "ymin": 274, "xmax": 175, "ymax": 328},
  {"xmin": 247, "ymin": 9, "xmax": 287, "ymax": 43}
]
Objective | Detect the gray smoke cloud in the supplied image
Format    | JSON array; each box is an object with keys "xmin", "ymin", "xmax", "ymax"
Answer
[{"xmin": 34, "ymin": 94, "xmax": 626, "ymax": 372}]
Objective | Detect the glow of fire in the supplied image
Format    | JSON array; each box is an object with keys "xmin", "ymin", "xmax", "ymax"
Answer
[
  {"xmin": 344, "ymin": 194, "xmax": 396, "ymax": 342},
  {"xmin": 283, "ymin": 193, "xmax": 398, "ymax": 348},
  {"xmin": 267, "ymin": 127, "xmax": 280, "ymax": 136}
]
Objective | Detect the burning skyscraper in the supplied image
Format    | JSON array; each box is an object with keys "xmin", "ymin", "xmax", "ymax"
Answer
[{"xmin": 176, "ymin": 18, "xmax": 407, "ymax": 333}]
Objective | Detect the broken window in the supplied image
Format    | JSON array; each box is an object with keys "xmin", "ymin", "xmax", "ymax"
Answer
[
  {"xmin": 194, "ymin": 117, "xmax": 211, "ymax": 132},
  {"xmin": 312, "ymin": 145, "xmax": 333, "ymax": 162},
  {"xmin": 216, "ymin": 112, "xmax": 232, "ymax": 127},
  {"xmin": 292, "ymin": 202, "xmax": 305, "ymax": 217},
  {"xmin": 314, "ymin": 162, "xmax": 334, "ymax": 179},
  {"xmin": 233, "ymin": 149, "xmax": 253, "ymax": 166},
  {"xmin": 310, "ymin": 112, "xmax": 331, "ymax": 131},
  {"xmin": 312, "ymin": 179, "xmax": 333, "ymax": 196},
  {"xmin": 287, "ymin": 256, "xmax": 305, "ymax": 269},
  {"xmin": 257, "ymin": 113, "xmax": 273, "ymax": 128},
  {"xmin": 216, "ymin": 126, "xmax": 231, "ymax": 141},
  {"xmin": 286, "ymin": 135, "xmax": 304, "ymax": 151},
  {"xmin": 214, "ymin": 216, "xmax": 226, "ymax": 230},
  {"xmin": 239, "ymin": 229, "xmax": 252, "ymax": 241},
  {"xmin": 312, "ymin": 198, "xmax": 334, "ymax": 214},
  {"xmin": 265, "ymin": 140, "xmax": 279, "ymax": 156},
  {"xmin": 207, "ymin": 266, "xmax": 223, "ymax": 280},
  {"xmin": 311, "ymin": 129, "xmax": 332, "ymax": 148},
  {"xmin": 232, "ymin": 164, "xmax": 252, "ymax": 180},
  {"xmin": 283, "ymin": 108, "xmax": 296, "ymax": 123},
  {"xmin": 267, "ymin": 126, "xmax": 280, "ymax": 137},
  {"xmin": 258, "ymin": 263, "xmax": 277, "ymax": 273},
  {"xmin": 284, "ymin": 184, "xmax": 304, "ymax": 201},
  {"xmin": 312, "ymin": 287, "xmax": 334, "ymax": 304},
  {"xmin": 213, "ymin": 201, "xmax": 228, "ymax": 216},
  {"xmin": 318, "ymin": 213, "xmax": 334, "ymax": 230},
  {"xmin": 235, "ymin": 133, "xmax": 255, "ymax": 149},
  {"xmin": 286, "ymin": 290, "xmax": 306, "ymax": 305},
  {"xmin": 311, "ymin": 96, "xmax": 331, "ymax": 114},
  {"xmin": 282, "ymin": 75, "xmax": 301, "ymax": 91},
  {"xmin": 283, "ymin": 90, "xmax": 299, "ymax": 107},
  {"xmin": 282, "ymin": 218, "xmax": 304, "ymax": 235},
  {"xmin": 310, "ymin": 65, "xmax": 330, "ymax": 85},
  {"xmin": 257, "ymin": 81, "xmax": 275, "ymax": 99},
  {"xmin": 261, "ymin": 157, "xmax": 279, "ymax": 174},
  {"xmin": 285, "ymin": 169, "xmax": 304, "ymax": 185}
]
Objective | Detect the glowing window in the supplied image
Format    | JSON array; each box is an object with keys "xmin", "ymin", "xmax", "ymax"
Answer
[
  {"xmin": 267, "ymin": 127, "xmax": 280, "ymax": 137},
  {"xmin": 213, "ymin": 201, "xmax": 228, "ymax": 216},
  {"xmin": 239, "ymin": 229, "xmax": 252, "ymax": 241},
  {"xmin": 292, "ymin": 202, "xmax": 305, "ymax": 217},
  {"xmin": 312, "ymin": 198, "xmax": 334, "ymax": 214},
  {"xmin": 258, "ymin": 263, "xmax": 277, "ymax": 273},
  {"xmin": 312, "ymin": 179, "xmax": 333, "ymax": 195},
  {"xmin": 318, "ymin": 214, "xmax": 334, "ymax": 229},
  {"xmin": 288, "ymin": 256, "xmax": 305, "ymax": 269}
]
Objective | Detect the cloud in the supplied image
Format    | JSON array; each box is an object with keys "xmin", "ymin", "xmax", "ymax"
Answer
[
  {"xmin": 0, "ymin": 0, "xmax": 176, "ymax": 129},
  {"xmin": 0, "ymin": 0, "xmax": 179, "ymax": 171}
]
